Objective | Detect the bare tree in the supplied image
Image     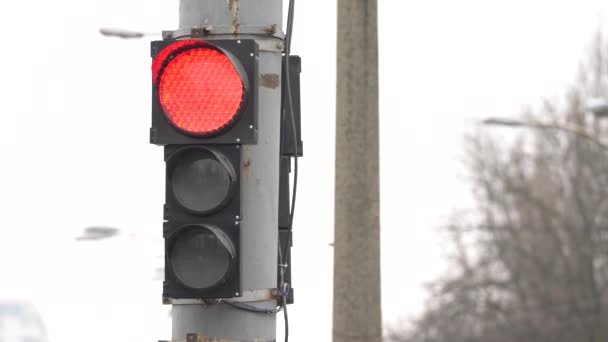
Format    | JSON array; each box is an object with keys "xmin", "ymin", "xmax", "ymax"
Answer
[{"xmin": 389, "ymin": 32, "xmax": 608, "ymax": 342}]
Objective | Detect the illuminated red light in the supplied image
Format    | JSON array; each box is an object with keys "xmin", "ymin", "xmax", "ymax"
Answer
[{"xmin": 154, "ymin": 41, "xmax": 245, "ymax": 135}]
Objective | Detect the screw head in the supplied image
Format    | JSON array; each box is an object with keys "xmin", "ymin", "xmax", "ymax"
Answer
[
  {"xmin": 236, "ymin": 138, "xmax": 241, "ymax": 143},
  {"xmin": 237, "ymin": 40, "xmax": 242, "ymax": 44},
  {"xmin": 250, "ymin": 53, "xmax": 254, "ymax": 57}
]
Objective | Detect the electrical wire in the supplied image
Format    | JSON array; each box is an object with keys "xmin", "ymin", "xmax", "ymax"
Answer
[
  {"xmin": 283, "ymin": 294, "xmax": 290, "ymax": 342},
  {"xmin": 283, "ymin": 0, "xmax": 297, "ymax": 266},
  {"xmin": 280, "ymin": 1, "xmax": 296, "ymax": 342},
  {"xmin": 222, "ymin": 300, "xmax": 281, "ymax": 314}
]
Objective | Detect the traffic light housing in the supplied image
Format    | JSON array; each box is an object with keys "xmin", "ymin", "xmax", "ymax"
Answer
[
  {"xmin": 151, "ymin": 39, "xmax": 258, "ymax": 300},
  {"xmin": 162, "ymin": 145, "xmax": 242, "ymax": 299},
  {"xmin": 277, "ymin": 55, "xmax": 302, "ymax": 304},
  {"xmin": 150, "ymin": 38, "xmax": 302, "ymax": 304}
]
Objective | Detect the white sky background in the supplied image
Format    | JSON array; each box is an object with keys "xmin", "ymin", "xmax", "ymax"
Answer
[{"xmin": 0, "ymin": 1, "xmax": 607, "ymax": 341}]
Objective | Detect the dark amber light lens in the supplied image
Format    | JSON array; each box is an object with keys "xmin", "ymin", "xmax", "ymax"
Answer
[
  {"xmin": 170, "ymin": 226, "xmax": 235, "ymax": 290},
  {"xmin": 170, "ymin": 148, "xmax": 235, "ymax": 213}
]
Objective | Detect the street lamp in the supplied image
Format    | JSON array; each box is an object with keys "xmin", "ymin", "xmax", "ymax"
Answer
[
  {"xmin": 99, "ymin": 28, "xmax": 157, "ymax": 39},
  {"xmin": 481, "ymin": 118, "xmax": 526, "ymax": 127},
  {"xmin": 586, "ymin": 98, "xmax": 608, "ymax": 118},
  {"xmin": 75, "ymin": 227, "xmax": 120, "ymax": 241},
  {"xmin": 480, "ymin": 117, "xmax": 608, "ymax": 151}
]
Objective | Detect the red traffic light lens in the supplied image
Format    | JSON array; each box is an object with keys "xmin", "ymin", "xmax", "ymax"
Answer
[{"xmin": 154, "ymin": 41, "xmax": 246, "ymax": 135}]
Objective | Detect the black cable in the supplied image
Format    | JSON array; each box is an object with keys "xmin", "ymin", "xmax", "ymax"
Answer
[
  {"xmin": 283, "ymin": 294, "xmax": 289, "ymax": 341},
  {"xmin": 285, "ymin": 0, "xmax": 297, "ymax": 231},
  {"xmin": 222, "ymin": 300, "xmax": 280, "ymax": 314},
  {"xmin": 285, "ymin": 0, "xmax": 295, "ymax": 55},
  {"xmin": 280, "ymin": 1, "xmax": 296, "ymax": 342}
]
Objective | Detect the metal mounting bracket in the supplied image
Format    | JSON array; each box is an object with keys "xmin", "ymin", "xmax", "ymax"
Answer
[
  {"xmin": 164, "ymin": 288, "xmax": 278, "ymax": 305},
  {"xmin": 163, "ymin": 25, "xmax": 285, "ymax": 40}
]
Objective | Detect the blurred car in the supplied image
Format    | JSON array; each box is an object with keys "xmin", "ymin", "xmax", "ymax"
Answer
[{"xmin": 0, "ymin": 301, "xmax": 49, "ymax": 342}]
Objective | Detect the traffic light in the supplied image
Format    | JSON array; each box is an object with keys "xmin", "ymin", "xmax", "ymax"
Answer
[{"xmin": 150, "ymin": 39, "xmax": 258, "ymax": 299}]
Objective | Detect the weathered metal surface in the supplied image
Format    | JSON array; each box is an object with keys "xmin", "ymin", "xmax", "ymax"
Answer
[
  {"xmin": 239, "ymin": 49, "xmax": 281, "ymax": 297},
  {"xmin": 179, "ymin": 0, "xmax": 282, "ymax": 33},
  {"xmin": 228, "ymin": 0, "xmax": 240, "ymax": 34},
  {"xmin": 173, "ymin": 1, "xmax": 283, "ymax": 340},
  {"xmin": 172, "ymin": 121, "xmax": 280, "ymax": 336},
  {"xmin": 172, "ymin": 301, "xmax": 278, "ymax": 340}
]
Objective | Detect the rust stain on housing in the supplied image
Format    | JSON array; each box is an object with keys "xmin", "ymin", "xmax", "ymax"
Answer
[
  {"xmin": 227, "ymin": 0, "xmax": 240, "ymax": 34},
  {"xmin": 241, "ymin": 147, "xmax": 252, "ymax": 177},
  {"xmin": 260, "ymin": 73, "xmax": 280, "ymax": 89}
]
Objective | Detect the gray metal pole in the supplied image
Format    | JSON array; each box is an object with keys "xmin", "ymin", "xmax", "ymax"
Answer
[
  {"xmin": 171, "ymin": 1, "xmax": 284, "ymax": 341},
  {"xmin": 333, "ymin": 1, "xmax": 382, "ymax": 342}
]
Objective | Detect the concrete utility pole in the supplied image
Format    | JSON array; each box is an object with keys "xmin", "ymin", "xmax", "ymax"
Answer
[
  {"xmin": 334, "ymin": 1, "xmax": 382, "ymax": 342},
  {"xmin": 170, "ymin": 1, "xmax": 284, "ymax": 341}
]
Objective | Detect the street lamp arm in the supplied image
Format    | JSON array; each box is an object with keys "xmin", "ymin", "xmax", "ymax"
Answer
[
  {"xmin": 481, "ymin": 117, "xmax": 608, "ymax": 151},
  {"xmin": 99, "ymin": 28, "xmax": 148, "ymax": 39},
  {"xmin": 481, "ymin": 118, "xmax": 526, "ymax": 127}
]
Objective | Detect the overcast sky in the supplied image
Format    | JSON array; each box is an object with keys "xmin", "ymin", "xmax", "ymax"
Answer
[{"xmin": 0, "ymin": 1, "xmax": 607, "ymax": 341}]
